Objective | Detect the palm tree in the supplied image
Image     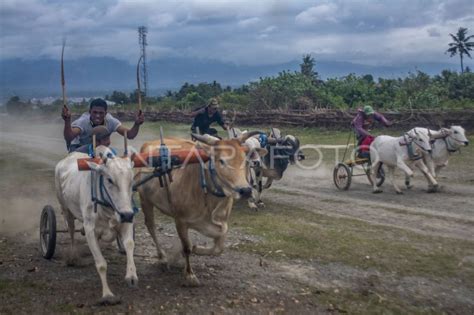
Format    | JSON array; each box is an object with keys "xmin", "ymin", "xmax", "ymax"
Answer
[{"xmin": 446, "ymin": 27, "xmax": 474, "ymax": 73}]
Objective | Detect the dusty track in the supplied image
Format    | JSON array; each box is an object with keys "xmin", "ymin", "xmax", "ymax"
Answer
[
  {"xmin": 1, "ymin": 119, "xmax": 473, "ymax": 313},
  {"xmin": 269, "ymin": 166, "xmax": 474, "ymax": 241}
]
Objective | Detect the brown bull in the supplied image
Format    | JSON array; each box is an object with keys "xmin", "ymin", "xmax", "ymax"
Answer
[{"xmin": 136, "ymin": 133, "xmax": 266, "ymax": 286}]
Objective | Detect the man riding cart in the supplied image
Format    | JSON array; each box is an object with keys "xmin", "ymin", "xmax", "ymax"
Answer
[
  {"xmin": 191, "ymin": 98, "xmax": 228, "ymax": 138},
  {"xmin": 61, "ymin": 98, "xmax": 144, "ymax": 152},
  {"xmin": 351, "ymin": 105, "xmax": 392, "ymax": 158}
]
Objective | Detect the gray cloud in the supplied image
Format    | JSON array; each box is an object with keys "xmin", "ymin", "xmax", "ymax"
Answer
[
  {"xmin": 428, "ymin": 27, "xmax": 442, "ymax": 37},
  {"xmin": 0, "ymin": 0, "xmax": 473, "ymax": 66}
]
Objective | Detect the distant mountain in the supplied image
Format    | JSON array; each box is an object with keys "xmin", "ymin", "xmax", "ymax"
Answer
[{"xmin": 0, "ymin": 56, "xmax": 462, "ymax": 102}]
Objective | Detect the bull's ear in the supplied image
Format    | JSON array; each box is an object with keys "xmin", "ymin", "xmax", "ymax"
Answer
[
  {"xmin": 86, "ymin": 161, "xmax": 104, "ymax": 173},
  {"xmin": 256, "ymin": 148, "xmax": 268, "ymax": 157},
  {"xmin": 130, "ymin": 152, "xmax": 136, "ymax": 168}
]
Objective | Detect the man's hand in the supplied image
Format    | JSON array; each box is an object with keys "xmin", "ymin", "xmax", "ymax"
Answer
[
  {"xmin": 440, "ymin": 127, "xmax": 452, "ymax": 137},
  {"xmin": 135, "ymin": 110, "xmax": 145, "ymax": 125},
  {"xmin": 61, "ymin": 106, "xmax": 71, "ymax": 121}
]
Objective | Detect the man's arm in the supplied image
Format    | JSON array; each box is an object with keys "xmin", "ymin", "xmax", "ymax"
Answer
[
  {"xmin": 374, "ymin": 112, "xmax": 392, "ymax": 127},
  {"xmin": 190, "ymin": 106, "xmax": 206, "ymax": 118},
  {"xmin": 116, "ymin": 110, "xmax": 145, "ymax": 139},
  {"xmin": 215, "ymin": 112, "xmax": 228, "ymax": 130},
  {"xmin": 62, "ymin": 106, "xmax": 81, "ymax": 142}
]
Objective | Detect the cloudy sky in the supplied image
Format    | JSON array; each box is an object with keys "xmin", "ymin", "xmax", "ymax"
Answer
[{"xmin": 1, "ymin": 0, "xmax": 473, "ymax": 66}]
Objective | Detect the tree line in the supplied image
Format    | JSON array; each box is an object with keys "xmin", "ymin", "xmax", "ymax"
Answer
[
  {"xmin": 4, "ymin": 27, "xmax": 473, "ymax": 114},
  {"xmin": 101, "ymin": 62, "xmax": 473, "ymax": 111}
]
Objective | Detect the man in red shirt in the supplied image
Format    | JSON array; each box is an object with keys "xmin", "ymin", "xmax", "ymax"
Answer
[{"xmin": 351, "ymin": 105, "xmax": 391, "ymax": 158}]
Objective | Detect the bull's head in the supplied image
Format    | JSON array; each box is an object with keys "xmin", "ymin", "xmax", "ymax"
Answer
[
  {"xmin": 448, "ymin": 125, "xmax": 469, "ymax": 147},
  {"xmin": 264, "ymin": 134, "xmax": 303, "ymax": 179},
  {"xmin": 86, "ymin": 146, "xmax": 135, "ymax": 223},
  {"xmin": 406, "ymin": 128, "xmax": 432, "ymax": 154},
  {"xmin": 192, "ymin": 132, "xmax": 267, "ymax": 199}
]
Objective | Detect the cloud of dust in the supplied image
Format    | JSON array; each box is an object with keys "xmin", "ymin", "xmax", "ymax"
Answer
[
  {"xmin": 0, "ymin": 115, "xmax": 182, "ymax": 240},
  {"xmin": 0, "ymin": 116, "xmax": 66, "ymax": 239}
]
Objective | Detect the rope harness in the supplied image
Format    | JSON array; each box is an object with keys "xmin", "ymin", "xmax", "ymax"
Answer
[
  {"xmin": 441, "ymin": 134, "xmax": 465, "ymax": 154},
  {"xmin": 198, "ymin": 157, "xmax": 226, "ymax": 198},
  {"xmin": 90, "ymin": 171, "xmax": 137, "ymax": 223},
  {"xmin": 401, "ymin": 133, "xmax": 427, "ymax": 160}
]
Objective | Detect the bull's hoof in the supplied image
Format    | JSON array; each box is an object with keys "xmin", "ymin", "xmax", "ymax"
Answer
[
  {"xmin": 65, "ymin": 251, "xmax": 79, "ymax": 267},
  {"xmin": 396, "ymin": 191, "xmax": 404, "ymax": 195},
  {"xmin": 405, "ymin": 182, "xmax": 413, "ymax": 189},
  {"xmin": 98, "ymin": 295, "xmax": 121, "ymax": 306},
  {"xmin": 427, "ymin": 185, "xmax": 439, "ymax": 193},
  {"xmin": 157, "ymin": 259, "xmax": 170, "ymax": 271},
  {"xmin": 125, "ymin": 275, "xmax": 138, "ymax": 288},
  {"xmin": 372, "ymin": 189, "xmax": 383, "ymax": 194},
  {"xmin": 256, "ymin": 201, "xmax": 265, "ymax": 208},
  {"xmin": 248, "ymin": 202, "xmax": 258, "ymax": 210},
  {"xmin": 183, "ymin": 274, "xmax": 201, "ymax": 287}
]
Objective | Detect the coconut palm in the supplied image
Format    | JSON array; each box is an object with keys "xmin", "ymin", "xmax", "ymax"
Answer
[{"xmin": 446, "ymin": 27, "xmax": 474, "ymax": 73}]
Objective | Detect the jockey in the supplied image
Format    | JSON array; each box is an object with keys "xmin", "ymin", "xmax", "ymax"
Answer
[
  {"xmin": 191, "ymin": 98, "xmax": 228, "ymax": 138},
  {"xmin": 62, "ymin": 98, "xmax": 144, "ymax": 152},
  {"xmin": 352, "ymin": 105, "xmax": 391, "ymax": 158}
]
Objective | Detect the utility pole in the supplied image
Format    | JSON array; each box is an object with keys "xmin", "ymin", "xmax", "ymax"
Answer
[{"xmin": 138, "ymin": 26, "xmax": 148, "ymax": 97}]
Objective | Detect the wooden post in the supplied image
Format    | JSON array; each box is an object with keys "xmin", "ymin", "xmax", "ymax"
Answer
[
  {"xmin": 124, "ymin": 130, "xmax": 128, "ymax": 156},
  {"xmin": 92, "ymin": 134, "xmax": 97, "ymax": 157}
]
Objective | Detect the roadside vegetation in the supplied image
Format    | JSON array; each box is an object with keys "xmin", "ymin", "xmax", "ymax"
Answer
[{"xmin": 5, "ymin": 65, "xmax": 473, "ymax": 116}]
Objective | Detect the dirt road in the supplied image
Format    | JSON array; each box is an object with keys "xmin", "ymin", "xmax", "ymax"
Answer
[{"xmin": 1, "ymin": 119, "xmax": 473, "ymax": 314}]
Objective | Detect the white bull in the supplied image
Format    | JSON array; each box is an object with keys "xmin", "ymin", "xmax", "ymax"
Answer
[
  {"xmin": 369, "ymin": 128, "xmax": 437, "ymax": 194},
  {"xmin": 55, "ymin": 146, "xmax": 137, "ymax": 304},
  {"xmin": 404, "ymin": 126, "xmax": 469, "ymax": 188}
]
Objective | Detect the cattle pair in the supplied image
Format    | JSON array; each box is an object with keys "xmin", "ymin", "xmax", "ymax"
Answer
[
  {"xmin": 369, "ymin": 126, "xmax": 469, "ymax": 194},
  {"xmin": 55, "ymin": 131, "xmax": 271, "ymax": 303},
  {"xmin": 231, "ymin": 128, "xmax": 303, "ymax": 209}
]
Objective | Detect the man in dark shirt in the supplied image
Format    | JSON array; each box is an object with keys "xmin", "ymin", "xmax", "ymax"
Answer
[{"xmin": 191, "ymin": 98, "xmax": 228, "ymax": 137}]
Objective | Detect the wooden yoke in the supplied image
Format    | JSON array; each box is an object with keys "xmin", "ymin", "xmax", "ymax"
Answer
[
  {"xmin": 78, "ymin": 149, "xmax": 209, "ymax": 170},
  {"xmin": 77, "ymin": 145, "xmax": 250, "ymax": 171}
]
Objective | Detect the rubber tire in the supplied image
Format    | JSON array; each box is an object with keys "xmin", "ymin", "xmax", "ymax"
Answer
[
  {"xmin": 333, "ymin": 163, "xmax": 352, "ymax": 190},
  {"xmin": 40, "ymin": 205, "xmax": 57, "ymax": 260},
  {"xmin": 117, "ymin": 225, "xmax": 136, "ymax": 255},
  {"xmin": 375, "ymin": 164, "xmax": 385, "ymax": 187}
]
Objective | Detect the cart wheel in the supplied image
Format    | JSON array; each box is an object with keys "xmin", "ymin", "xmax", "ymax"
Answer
[
  {"xmin": 40, "ymin": 205, "xmax": 57, "ymax": 260},
  {"xmin": 333, "ymin": 163, "xmax": 352, "ymax": 190},
  {"xmin": 375, "ymin": 164, "xmax": 385, "ymax": 187},
  {"xmin": 117, "ymin": 225, "xmax": 136, "ymax": 255},
  {"xmin": 366, "ymin": 163, "xmax": 385, "ymax": 187}
]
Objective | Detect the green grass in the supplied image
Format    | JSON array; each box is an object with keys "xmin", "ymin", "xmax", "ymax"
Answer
[
  {"xmin": 141, "ymin": 121, "xmax": 474, "ymax": 182},
  {"xmin": 311, "ymin": 286, "xmax": 440, "ymax": 315},
  {"xmin": 231, "ymin": 201, "xmax": 474, "ymax": 285}
]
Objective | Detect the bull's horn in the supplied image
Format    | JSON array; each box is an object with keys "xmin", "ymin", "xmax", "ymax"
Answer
[
  {"xmin": 99, "ymin": 152, "xmax": 108, "ymax": 165},
  {"xmin": 240, "ymin": 131, "xmax": 263, "ymax": 143},
  {"xmin": 191, "ymin": 133, "xmax": 219, "ymax": 145}
]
